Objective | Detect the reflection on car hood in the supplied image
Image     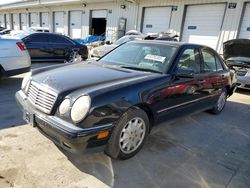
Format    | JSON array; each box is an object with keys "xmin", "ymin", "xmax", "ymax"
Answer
[
  {"xmin": 92, "ymin": 45, "xmax": 117, "ymax": 57},
  {"xmin": 32, "ymin": 62, "xmax": 156, "ymax": 93}
]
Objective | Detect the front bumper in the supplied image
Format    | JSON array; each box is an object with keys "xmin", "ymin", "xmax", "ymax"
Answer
[{"xmin": 15, "ymin": 90, "xmax": 113, "ymax": 153}]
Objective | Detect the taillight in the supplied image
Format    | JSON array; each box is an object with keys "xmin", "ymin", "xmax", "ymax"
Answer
[{"xmin": 16, "ymin": 42, "xmax": 27, "ymax": 51}]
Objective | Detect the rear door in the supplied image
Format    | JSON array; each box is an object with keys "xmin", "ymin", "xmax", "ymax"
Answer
[
  {"xmin": 23, "ymin": 34, "xmax": 50, "ymax": 61},
  {"xmin": 200, "ymin": 47, "xmax": 228, "ymax": 100},
  {"xmin": 47, "ymin": 35, "xmax": 75, "ymax": 61}
]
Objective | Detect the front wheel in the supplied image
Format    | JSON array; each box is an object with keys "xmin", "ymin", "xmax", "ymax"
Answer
[
  {"xmin": 209, "ymin": 89, "xmax": 227, "ymax": 114},
  {"xmin": 105, "ymin": 108, "xmax": 149, "ymax": 160}
]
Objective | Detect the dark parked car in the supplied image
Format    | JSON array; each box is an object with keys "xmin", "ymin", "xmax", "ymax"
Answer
[
  {"xmin": 0, "ymin": 29, "xmax": 11, "ymax": 35},
  {"xmin": 16, "ymin": 41, "xmax": 236, "ymax": 160},
  {"xmin": 22, "ymin": 33, "xmax": 88, "ymax": 62},
  {"xmin": 0, "ymin": 26, "xmax": 6, "ymax": 31},
  {"xmin": 224, "ymin": 39, "xmax": 250, "ymax": 90}
]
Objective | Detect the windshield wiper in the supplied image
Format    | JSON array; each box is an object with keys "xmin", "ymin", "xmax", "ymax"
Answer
[{"xmin": 120, "ymin": 65, "xmax": 162, "ymax": 74}]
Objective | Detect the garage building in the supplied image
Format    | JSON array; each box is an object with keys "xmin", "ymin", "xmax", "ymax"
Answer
[{"xmin": 0, "ymin": 0, "xmax": 249, "ymax": 52}]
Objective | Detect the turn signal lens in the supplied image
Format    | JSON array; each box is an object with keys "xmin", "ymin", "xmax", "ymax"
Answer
[{"xmin": 97, "ymin": 131, "xmax": 109, "ymax": 139}]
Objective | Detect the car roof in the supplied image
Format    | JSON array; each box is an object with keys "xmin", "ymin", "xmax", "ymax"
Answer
[
  {"xmin": 29, "ymin": 32, "xmax": 66, "ymax": 37},
  {"xmin": 128, "ymin": 40, "xmax": 206, "ymax": 48}
]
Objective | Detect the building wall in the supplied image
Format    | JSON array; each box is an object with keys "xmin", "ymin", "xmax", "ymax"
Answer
[
  {"xmin": 137, "ymin": 0, "xmax": 246, "ymax": 52},
  {"xmin": 0, "ymin": 1, "xmax": 138, "ymax": 42},
  {"xmin": 0, "ymin": 0, "xmax": 249, "ymax": 52}
]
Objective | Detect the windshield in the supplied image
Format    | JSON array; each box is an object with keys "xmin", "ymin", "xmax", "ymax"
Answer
[{"xmin": 100, "ymin": 42, "xmax": 177, "ymax": 73}]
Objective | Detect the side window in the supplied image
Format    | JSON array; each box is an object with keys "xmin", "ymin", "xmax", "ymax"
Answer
[
  {"xmin": 48, "ymin": 35, "xmax": 73, "ymax": 44},
  {"xmin": 25, "ymin": 34, "xmax": 47, "ymax": 43},
  {"xmin": 215, "ymin": 55, "xmax": 224, "ymax": 71},
  {"xmin": 202, "ymin": 49, "xmax": 217, "ymax": 72},
  {"xmin": 177, "ymin": 48, "xmax": 201, "ymax": 74}
]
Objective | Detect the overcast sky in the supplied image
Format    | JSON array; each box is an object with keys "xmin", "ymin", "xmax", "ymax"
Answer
[{"xmin": 0, "ymin": 0, "xmax": 23, "ymax": 5}]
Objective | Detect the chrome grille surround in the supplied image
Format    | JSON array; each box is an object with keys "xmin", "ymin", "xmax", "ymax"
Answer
[{"xmin": 27, "ymin": 81, "xmax": 58, "ymax": 114}]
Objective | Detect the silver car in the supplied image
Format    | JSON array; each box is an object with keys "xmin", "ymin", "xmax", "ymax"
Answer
[
  {"xmin": 224, "ymin": 39, "xmax": 250, "ymax": 90},
  {"xmin": 0, "ymin": 36, "xmax": 31, "ymax": 78},
  {"xmin": 90, "ymin": 35, "xmax": 146, "ymax": 59}
]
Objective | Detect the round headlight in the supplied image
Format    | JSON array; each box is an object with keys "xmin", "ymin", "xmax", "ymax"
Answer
[
  {"xmin": 21, "ymin": 72, "xmax": 32, "ymax": 90},
  {"xmin": 59, "ymin": 99, "xmax": 71, "ymax": 115},
  {"xmin": 71, "ymin": 96, "xmax": 91, "ymax": 123}
]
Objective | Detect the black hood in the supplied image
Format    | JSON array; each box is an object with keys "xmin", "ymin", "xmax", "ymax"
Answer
[
  {"xmin": 223, "ymin": 39, "xmax": 250, "ymax": 60},
  {"xmin": 32, "ymin": 63, "xmax": 157, "ymax": 93},
  {"xmin": 223, "ymin": 39, "xmax": 250, "ymax": 68}
]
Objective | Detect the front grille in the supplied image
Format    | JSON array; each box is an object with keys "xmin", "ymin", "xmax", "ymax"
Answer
[{"xmin": 27, "ymin": 81, "xmax": 57, "ymax": 114}]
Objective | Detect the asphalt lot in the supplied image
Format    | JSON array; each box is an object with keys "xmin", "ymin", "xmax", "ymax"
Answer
[{"xmin": 0, "ymin": 63, "xmax": 250, "ymax": 188}]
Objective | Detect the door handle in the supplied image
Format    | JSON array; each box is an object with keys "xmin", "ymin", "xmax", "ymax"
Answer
[{"xmin": 198, "ymin": 80, "xmax": 205, "ymax": 84}]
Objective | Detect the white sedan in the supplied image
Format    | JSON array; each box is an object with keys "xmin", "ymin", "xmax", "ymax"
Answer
[{"xmin": 0, "ymin": 36, "xmax": 31, "ymax": 78}]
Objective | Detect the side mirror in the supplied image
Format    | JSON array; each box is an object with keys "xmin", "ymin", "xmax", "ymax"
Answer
[{"xmin": 175, "ymin": 69, "xmax": 194, "ymax": 78}]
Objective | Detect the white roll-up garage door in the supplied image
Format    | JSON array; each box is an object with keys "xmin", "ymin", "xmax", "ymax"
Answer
[
  {"xmin": 41, "ymin": 12, "xmax": 49, "ymax": 28},
  {"xmin": 142, "ymin": 7, "xmax": 172, "ymax": 34},
  {"xmin": 181, "ymin": 4, "xmax": 226, "ymax": 50},
  {"xmin": 30, "ymin": 12, "xmax": 38, "ymax": 27},
  {"xmin": 239, "ymin": 3, "xmax": 250, "ymax": 39},
  {"xmin": 13, "ymin": 13, "xmax": 19, "ymax": 30},
  {"xmin": 6, "ymin": 14, "xmax": 11, "ymax": 29},
  {"xmin": 92, "ymin": 10, "xmax": 107, "ymax": 18},
  {"xmin": 20, "ymin": 13, "xmax": 27, "ymax": 30},
  {"xmin": 70, "ymin": 11, "xmax": 82, "ymax": 39},
  {"xmin": 0, "ymin": 14, "xmax": 4, "ymax": 27},
  {"xmin": 54, "ymin": 11, "xmax": 64, "ymax": 34}
]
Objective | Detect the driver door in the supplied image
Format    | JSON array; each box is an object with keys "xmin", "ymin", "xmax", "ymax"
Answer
[{"xmin": 156, "ymin": 46, "xmax": 211, "ymax": 123}]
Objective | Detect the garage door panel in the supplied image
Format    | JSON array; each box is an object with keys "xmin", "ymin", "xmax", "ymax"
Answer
[
  {"xmin": 70, "ymin": 11, "xmax": 82, "ymax": 39},
  {"xmin": 92, "ymin": 10, "xmax": 107, "ymax": 18},
  {"xmin": 182, "ymin": 3, "xmax": 226, "ymax": 49},
  {"xmin": 30, "ymin": 13, "xmax": 38, "ymax": 27},
  {"xmin": 239, "ymin": 3, "xmax": 250, "ymax": 39},
  {"xmin": 143, "ymin": 7, "xmax": 172, "ymax": 34},
  {"xmin": 6, "ymin": 14, "xmax": 11, "ymax": 29},
  {"xmin": 21, "ymin": 13, "xmax": 27, "ymax": 30},
  {"xmin": 0, "ymin": 14, "xmax": 4, "ymax": 27},
  {"xmin": 13, "ymin": 14, "xmax": 19, "ymax": 30},
  {"xmin": 54, "ymin": 12, "xmax": 64, "ymax": 34},
  {"xmin": 41, "ymin": 12, "xmax": 49, "ymax": 28}
]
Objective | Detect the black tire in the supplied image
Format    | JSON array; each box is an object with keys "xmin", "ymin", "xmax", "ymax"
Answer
[
  {"xmin": 208, "ymin": 88, "xmax": 227, "ymax": 114},
  {"xmin": 105, "ymin": 108, "xmax": 150, "ymax": 160}
]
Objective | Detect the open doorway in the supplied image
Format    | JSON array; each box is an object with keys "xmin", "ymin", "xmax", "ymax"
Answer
[
  {"xmin": 91, "ymin": 18, "xmax": 106, "ymax": 35},
  {"xmin": 90, "ymin": 10, "xmax": 107, "ymax": 36}
]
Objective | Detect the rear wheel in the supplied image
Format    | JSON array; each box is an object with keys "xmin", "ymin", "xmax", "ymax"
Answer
[
  {"xmin": 105, "ymin": 108, "xmax": 149, "ymax": 160},
  {"xmin": 209, "ymin": 89, "xmax": 227, "ymax": 114}
]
